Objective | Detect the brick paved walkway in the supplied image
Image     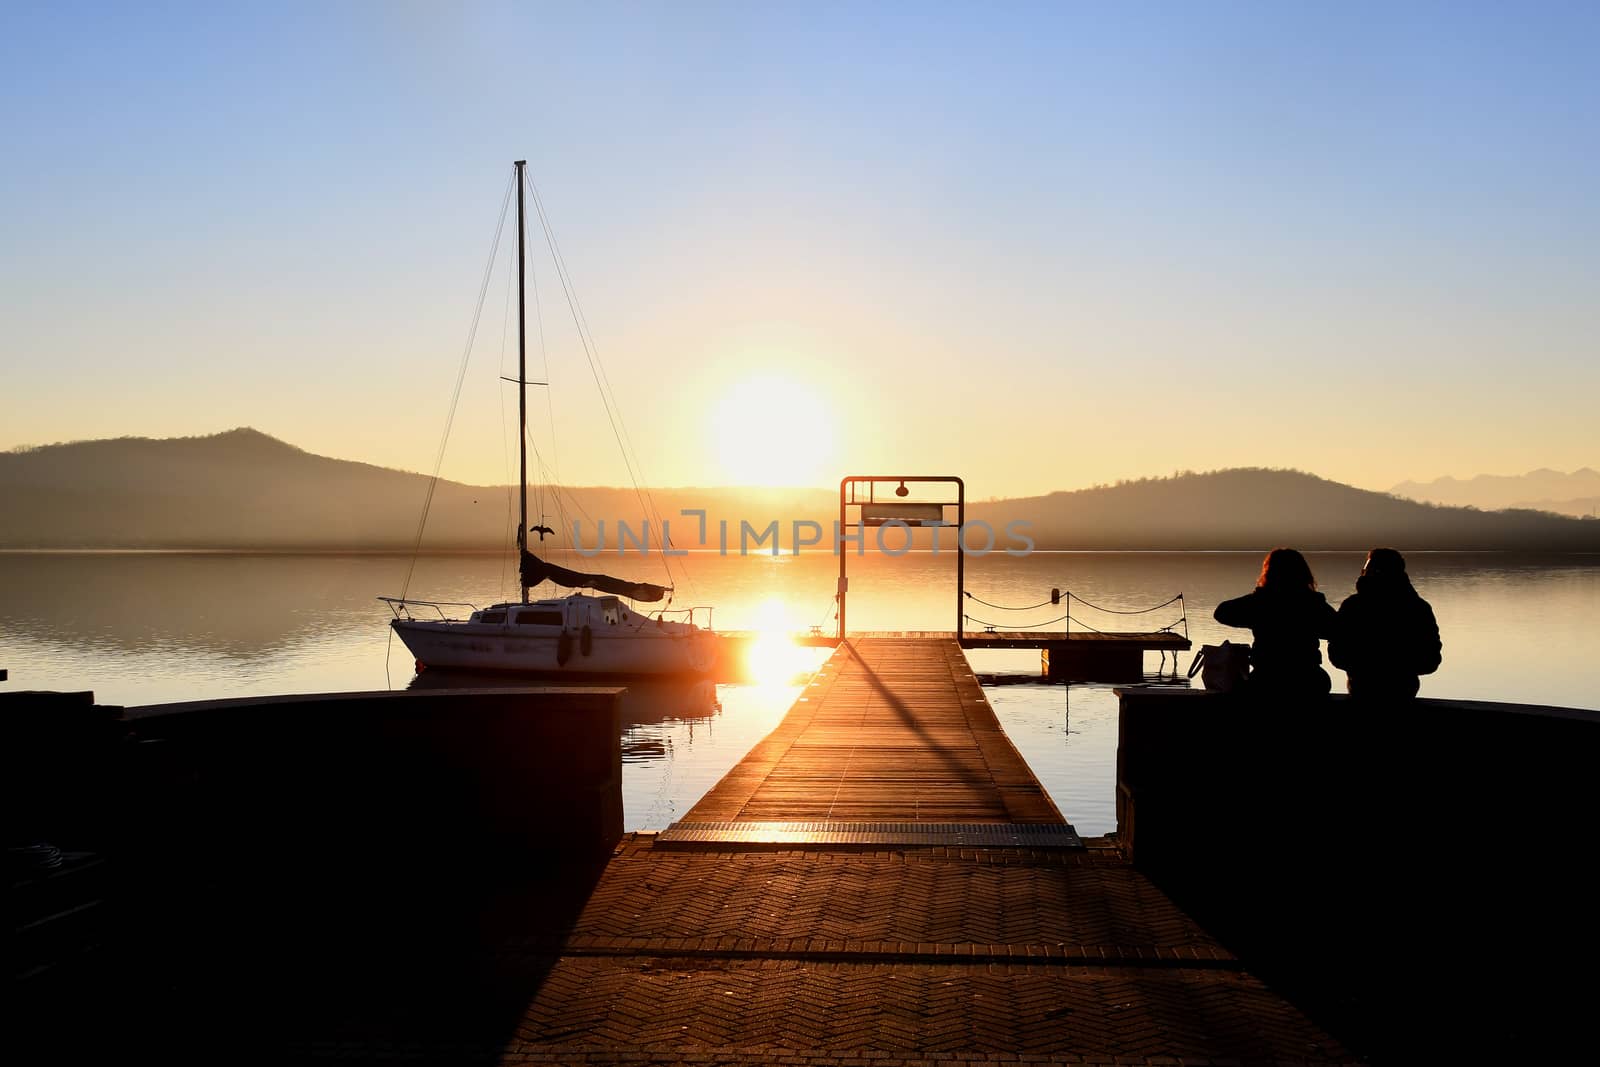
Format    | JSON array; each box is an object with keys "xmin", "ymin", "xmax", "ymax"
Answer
[
  {"xmin": 285, "ymin": 640, "xmax": 1356, "ymax": 1063},
  {"xmin": 478, "ymin": 838, "xmax": 1352, "ymax": 1065},
  {"xmin": 286, "ymin": 841, "xmax": 1354, "ymax": 1064}
]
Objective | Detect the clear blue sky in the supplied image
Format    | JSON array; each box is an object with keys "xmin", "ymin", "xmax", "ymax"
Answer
[{"xmin": 4, "ymin": 1, "xmax": 1597, "ymax": 495}]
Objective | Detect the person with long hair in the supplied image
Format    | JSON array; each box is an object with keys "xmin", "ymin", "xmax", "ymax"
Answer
[
  {"xmin": 1328, "ymin": 548, "xmax": 1441, "ymax": 700},
  {"xmin": 1214, "ymin": 547, "xmax": 1338, "ymax": 698}
]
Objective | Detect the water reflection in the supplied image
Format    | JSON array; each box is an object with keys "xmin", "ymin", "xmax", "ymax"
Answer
[
  {"xmin": 6, "ymin": 550, "xmax": 1595, "ymax": 709},
  {"xmin": 3, "ymin": 550, "xmax": 1595, "ymax": 833}
]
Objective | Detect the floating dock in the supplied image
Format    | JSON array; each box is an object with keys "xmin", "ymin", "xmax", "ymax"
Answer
[{"xmin": 719, "ymin": 630, "xmax": 1192, "ymax": 682}]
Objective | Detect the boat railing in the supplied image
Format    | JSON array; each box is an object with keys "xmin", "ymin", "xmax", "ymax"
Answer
[
  {"xmin": 377, "ymin": 596, "xmax": 481, "ymax": 622},
  {"xmin": 655, "ymin": 605, "xmax": 715, "ymax": 631}
]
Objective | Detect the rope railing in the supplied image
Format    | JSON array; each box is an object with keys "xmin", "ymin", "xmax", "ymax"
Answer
[
  {"xmin": 964, "ymin": 612, "xmax": 1072, "ymax": 631},
  {"xmin": 962, "ymin": 592, "xmax": 1059, "ymax": 612},
  {"xmin": 1068, "ymin": 591, "xmax": 1184, "ymax": 615},
  {"xmin": 964, "ymin": 612, "xmax": 1188, "ymax": 634},
  {"xmin": 961, "ymin": 589, "xmax": 1189, "ymax": 640},
  {"xmin": 962, "ymin": 590, "xmax": 1184, "ymax": 614}
]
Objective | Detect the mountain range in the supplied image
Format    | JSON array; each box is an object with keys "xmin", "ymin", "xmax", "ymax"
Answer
[
  {"xmin": 1391, "ymin": 468, "xmax": 1600, "ymax": 517},
  {"xmin": 1, "ymin": 429, "xmax": 1596, "ymax": 552}
]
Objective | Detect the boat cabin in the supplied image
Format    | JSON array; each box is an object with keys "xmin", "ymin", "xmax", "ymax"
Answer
[{"xmin": 468, "ymin": 595, "xmax": 637, "ymax": 630}]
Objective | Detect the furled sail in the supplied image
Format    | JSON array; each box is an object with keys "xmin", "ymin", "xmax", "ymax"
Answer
[{"xmin": 519, "ymin": 551, "xmax": 669, "ymax": 603}]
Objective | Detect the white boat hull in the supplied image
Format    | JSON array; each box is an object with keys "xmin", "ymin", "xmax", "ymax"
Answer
[{"xmin": 392, "ymin": 619, "xmax": 720, "ymax": 676}]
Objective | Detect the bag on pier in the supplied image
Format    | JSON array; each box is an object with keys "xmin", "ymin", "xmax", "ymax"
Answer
[{"xmin": 1188, "ymin": 641, "xmax": 1251, "ymax": 693}]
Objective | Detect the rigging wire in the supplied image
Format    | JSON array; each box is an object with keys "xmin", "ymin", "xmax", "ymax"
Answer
[
  {"xmin": 524, "ymin": 422, "xmax": 572, "ymax": 548},
  {"xmin": 488, "ymin": 165, "xmax": 591, "ymax": 597},
  {"xmin": 519, "ymin": 420, "xmax": 588, "ymax": 578},
  {"xmin": 400, "ymin": 171, "xmax": 514, "ymax": 601},
  {"xmin": 522, "ymin": 212, "xmax": 622, "ymax": 585},
  {"xmin": 522, "ymin": 168, "xmax": 688, "ymax": 598},
  {"xmin": 496, "ymin": 219, "xmax": 518, "ymax": 602},
  {"xmin": 530, "ymin": 202, "xmax": 560, "ymax": 539}
]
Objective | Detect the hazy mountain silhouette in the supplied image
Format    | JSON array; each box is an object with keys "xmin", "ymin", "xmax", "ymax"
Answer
[
  {"xmin": 0, "ymin": 429, "xmax": 836, "ymax": 551},
  {"xmin": 1504, "ymin": 496, "xmax": 1600, "ymax": 520},
  {"xmin": 966, "ymin": 469, "xmax": 1598, "ymax": 551},
  {"xmin": 2, "ymin": 430, "xmax": 1596, "ymax": 551},
  {"xmin": 1392, "ymin": 468, "xmax": 1600, "ymax": 514}
]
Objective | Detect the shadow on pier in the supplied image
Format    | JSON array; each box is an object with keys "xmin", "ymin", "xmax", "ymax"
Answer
[{"xmin": 837, "ymin": 637, "xmax": 989, "ymax": 785}]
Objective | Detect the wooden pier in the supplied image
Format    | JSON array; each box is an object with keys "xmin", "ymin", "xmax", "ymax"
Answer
[{"xmin": 673, "ymin": 636, "xmax": 1068, "ymax": 833}]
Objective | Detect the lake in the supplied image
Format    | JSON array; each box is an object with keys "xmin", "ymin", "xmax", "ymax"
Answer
[{"xmin": 2, "ymin": 549, "xmax": 1595, "ymax": 835}]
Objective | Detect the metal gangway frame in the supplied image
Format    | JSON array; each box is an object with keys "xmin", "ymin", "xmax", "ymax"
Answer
[{"xmin": 837, "ymin": 475, "xmax": 965, "ymax": 641}]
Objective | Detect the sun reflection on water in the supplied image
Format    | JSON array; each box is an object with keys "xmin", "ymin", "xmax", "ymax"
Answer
[{"xmin": 739, "ymin": 596, "xmax": 819, "ymax": 686}]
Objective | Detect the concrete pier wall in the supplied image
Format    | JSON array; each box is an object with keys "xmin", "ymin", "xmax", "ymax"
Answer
[
  {"xmin": 1116, "ymin": 688, "xmax": 1600, "ymax": 1060},
  {"xmin": 9, "ymin": 686, "xmax": 622, "ymax": 1048},
  {"xmin": 121, "ymin": 686, "xmax": 624, "ymax": 863}
]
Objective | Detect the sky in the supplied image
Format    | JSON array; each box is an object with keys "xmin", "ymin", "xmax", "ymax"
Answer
[{"xmin": 3, "ymin": 1, "xmax": 1597, "ymax": 498}]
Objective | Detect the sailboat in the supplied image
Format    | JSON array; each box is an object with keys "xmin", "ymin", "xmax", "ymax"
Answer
[{"xmin": 383, "ymin": 161, "xmax": 719, "ymax": 676}]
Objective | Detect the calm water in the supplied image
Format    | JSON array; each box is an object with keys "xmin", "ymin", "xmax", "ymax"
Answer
[{"xmin": 2, "ymin": 550, "xmax": 1595, "ymax": 835}]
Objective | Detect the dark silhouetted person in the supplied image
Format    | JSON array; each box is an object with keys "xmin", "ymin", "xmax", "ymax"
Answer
[
  {"xmin": 1328, "ymin": 548, "xmax": 1442, "ymax": 700},
  {"xmin": 1214, "ymin": 547, "xmax": 1337, "ymax": 699}
]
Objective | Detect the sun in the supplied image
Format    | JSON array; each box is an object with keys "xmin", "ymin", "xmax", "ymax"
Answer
[{"xmin": 713, "ymin": 373, "xmax": 835, "ymax": 487}]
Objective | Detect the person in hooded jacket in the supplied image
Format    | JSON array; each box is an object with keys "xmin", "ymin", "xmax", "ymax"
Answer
[
  {"xmin": 1214, "ymin": 547, "xmax": 1338, "ymax": 699},
  {"xmin": 1328, "ymin": 548, "xmax": 1442, "ymax": 700}
]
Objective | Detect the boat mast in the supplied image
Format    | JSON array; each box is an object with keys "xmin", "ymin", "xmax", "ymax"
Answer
[{"xmin": 515, "ymin": 159, "xmax": 529, "ymax": 604}]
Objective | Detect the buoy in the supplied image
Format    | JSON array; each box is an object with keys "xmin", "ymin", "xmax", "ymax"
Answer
[{"xmin": 580, "ymin": 624, "xmax": 594, "ymax": 656}]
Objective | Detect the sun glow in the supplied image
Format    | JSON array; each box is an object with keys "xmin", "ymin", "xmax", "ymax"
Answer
[
  {"xmin": 713, "ymin": 373, "xmax": 836, "ymax": 487},
  {"xmin": 741, "ymin": 596, "xmax": 816, "ymax": 686}
]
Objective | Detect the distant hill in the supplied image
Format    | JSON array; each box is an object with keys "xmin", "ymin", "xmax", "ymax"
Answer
[
  {"xmin": 968, "ymin": 469, "xmax": 1599, "ymax": 551},
  {"xmin": 2, "ymin": 430, "xmax": 1597, "ymax": 551},
  {"xmin": 0, "ymin": 429, "xmax": 835, "ymax": 551},
  {"xmin": 1392, "ymin": 468, "xmax": 1600, "ymax": 515},
  {"xmin": 1506, "ymin": 496, "xmax": 1600, "ymax": 520}
]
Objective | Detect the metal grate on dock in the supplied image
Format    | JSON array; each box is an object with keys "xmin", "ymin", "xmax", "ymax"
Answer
[{"xmin": 655, "ymin": 820, "xmax": 1084, "ymax": 848}]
